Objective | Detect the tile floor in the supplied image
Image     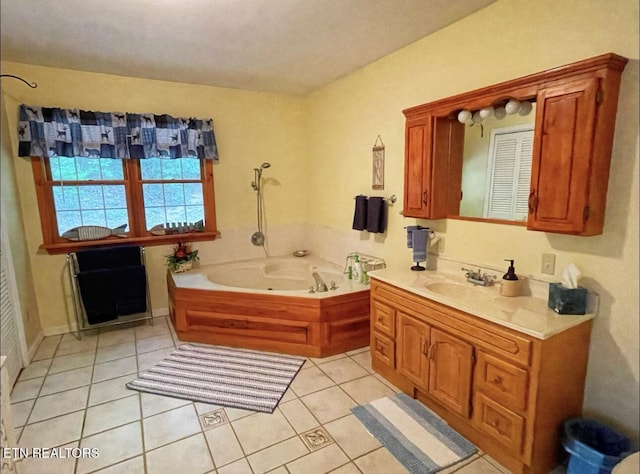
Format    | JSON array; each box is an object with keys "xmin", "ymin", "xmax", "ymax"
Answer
[{"xmin": 9, "ymin": 316, "xmax": 527, "ymax": 474}]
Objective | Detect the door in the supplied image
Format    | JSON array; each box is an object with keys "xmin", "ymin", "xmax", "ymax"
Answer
[
  {"xmin": 396, "ymin": 311, "xmax": 429, "ymax": 389},
  {"xmin": 0, "ymin": 234, "xmax": 28, "ymax": 387},
  {"xmin": 528, "ymin": 77, "xmax": 599, "ymax": 233},
  {"xmin": 403, "ymin": 115, "xmax": 432, "ymax": 218},
  {"xmin": 428, "ymin": 328, "xmax": 474, "ymax": 417}
]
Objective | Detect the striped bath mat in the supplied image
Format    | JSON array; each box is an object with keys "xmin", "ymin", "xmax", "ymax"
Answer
[
  {"xmin": 352, "ymin": 393, "xmax": 477, "ymax": 473},
  {"xmin": 126, "ymin": 343, "xmax": 304, "ymax": 413}
]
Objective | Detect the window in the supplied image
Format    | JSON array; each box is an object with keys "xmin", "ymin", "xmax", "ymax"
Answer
[{"xmin": 31, "ymin": 156, "xmax": 217, "ymax": 252}]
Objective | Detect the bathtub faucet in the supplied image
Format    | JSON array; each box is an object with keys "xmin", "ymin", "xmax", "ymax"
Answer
[{"xmin": 311, "ymin": 272, "xmax": 328, "ymax": 292}]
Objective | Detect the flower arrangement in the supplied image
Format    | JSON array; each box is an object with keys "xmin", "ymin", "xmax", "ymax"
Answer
[{"xmin": 166, "ymin": 241, "xmax": 199, "ymax": 272}]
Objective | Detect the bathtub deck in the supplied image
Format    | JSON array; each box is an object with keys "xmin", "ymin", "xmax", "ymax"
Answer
[{"xmin": 167, "ymin": 272, "xmax": 371, "ymax": 357}]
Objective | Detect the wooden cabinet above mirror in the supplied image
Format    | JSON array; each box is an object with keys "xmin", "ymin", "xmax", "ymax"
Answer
[{"xmin": 402, "ymin": 53, "xmax": 627, "ymax": 235}]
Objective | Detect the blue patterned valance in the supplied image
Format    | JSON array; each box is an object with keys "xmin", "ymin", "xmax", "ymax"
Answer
[{"xmin": 17, "ymin": 105, "xmax": 218, "ymax": 160}]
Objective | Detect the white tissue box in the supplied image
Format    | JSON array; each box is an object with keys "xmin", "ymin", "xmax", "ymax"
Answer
[{"xmin": 548, "ymin": 283, "xmax": 587, "ymax": 315}]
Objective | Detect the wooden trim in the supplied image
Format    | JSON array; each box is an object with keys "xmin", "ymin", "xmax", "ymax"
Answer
[
  {"xmin": 447, "ymin": 215, "xmax": 527, "ymax": 227},
  {"xmin": 403, "ymin": 53, "xmax": 628, "ymax": 117},
  {"xmin": 29, "ymin": 156, "xmax": 219, "ymax": 253}
]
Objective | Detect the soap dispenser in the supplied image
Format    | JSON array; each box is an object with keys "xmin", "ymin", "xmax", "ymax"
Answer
[{"xmin": 501, "ymin": 259, "xmax": 521, "ymax": 297}]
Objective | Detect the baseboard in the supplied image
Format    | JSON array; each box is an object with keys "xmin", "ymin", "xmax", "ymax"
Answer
[
  {"xmin": 27, "ymin": 331, "xmax": 45, "ymax": 363},
  {"xmin": 41, "ymin": 309, "xmax": 170, "ymax": 337}
]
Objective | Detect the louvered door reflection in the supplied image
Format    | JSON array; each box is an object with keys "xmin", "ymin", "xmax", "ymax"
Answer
[{"xmin": 484, "ymin": 127, "xmax": 533, "ymax": 221}]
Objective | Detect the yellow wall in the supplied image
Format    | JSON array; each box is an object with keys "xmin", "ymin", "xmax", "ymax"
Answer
[
  {"xmin": 1, "ymin": 0, "xmax": 638, "ymax": 446},
  {"xmin": 306, "ymin": 0, "xmax": 639, "ymax": 443},
  {"xmin": 0, "ymin": 62, "xmax": 309, "ymax": 334}
]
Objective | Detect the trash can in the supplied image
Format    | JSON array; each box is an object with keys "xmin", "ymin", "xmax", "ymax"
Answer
[{"xmin": 562, "ymin": 418, "xmax": 633, "ymax": 474}]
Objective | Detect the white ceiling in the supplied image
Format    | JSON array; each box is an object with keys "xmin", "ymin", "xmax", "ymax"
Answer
[{"xmin": 1, "ymin": 0, "xmax": 496, "ymax": 95}]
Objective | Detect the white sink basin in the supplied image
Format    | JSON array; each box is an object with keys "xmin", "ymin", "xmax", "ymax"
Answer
[{"xmin": 424, "ymin": 281, "xmax": 491, "ymax": 300}]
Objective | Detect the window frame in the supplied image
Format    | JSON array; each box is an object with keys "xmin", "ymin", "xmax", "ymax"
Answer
[{"xmin": 30, "ymin": 157, "xmax": 218, "ymax": 254}]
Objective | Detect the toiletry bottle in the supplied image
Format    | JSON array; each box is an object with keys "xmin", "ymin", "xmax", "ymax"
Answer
[
  {"xmin": 501, "ymin": 259, "xmax": 520, "ymax": 297},
  {"xmin": 345, "ymin": 255, "xmax": 353, "ymax": 280},
  {"xmin": 352, "ymin": 254, "xmax": 361, "ymax": 282}
]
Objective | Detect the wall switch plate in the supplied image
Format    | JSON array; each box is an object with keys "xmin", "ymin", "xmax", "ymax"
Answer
[
  {"xmin": 542, "ymin": 253, "xmax": 556, "ymax": 275},
  {"xmin": 437, "ymin": 238, "xmax": 445, "ymax": 253}
]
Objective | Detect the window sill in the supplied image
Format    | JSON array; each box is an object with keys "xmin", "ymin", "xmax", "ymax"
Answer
[{"xmin": 40, "ymin": 231, "xmax": 220, "ymax": 255}]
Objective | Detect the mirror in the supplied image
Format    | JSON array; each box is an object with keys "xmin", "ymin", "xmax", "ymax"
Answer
[{"xmin": 457, "ymin": 103, "xmax": 536, "ymax": 222}]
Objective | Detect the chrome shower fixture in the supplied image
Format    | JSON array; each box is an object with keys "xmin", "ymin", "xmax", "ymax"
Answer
[
  {"xmin": 251, "ymin": 162, "xmax": 272, "ymax": 246},
  {"xmin": 251, "ymin": 162, "xmax": 271, "ymax": 191}
]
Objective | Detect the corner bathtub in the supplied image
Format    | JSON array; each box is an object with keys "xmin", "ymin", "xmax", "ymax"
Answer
[{"xmin": 168, "ymin": 256, "xmax": 371, "ymax": 357}]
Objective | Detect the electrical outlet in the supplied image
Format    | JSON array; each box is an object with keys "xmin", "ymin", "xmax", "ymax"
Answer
[
  {"xmin": 541, "ymin": 253, "xmax": 556, "ymax": 275},
  {"xmin": 437, "ymin": 238, "xmax": 445, "ymax": 253}
]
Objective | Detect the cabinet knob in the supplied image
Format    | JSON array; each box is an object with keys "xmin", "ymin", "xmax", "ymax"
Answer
[{"xmin": 492, "ymin": 376, "xmax": 503, "ymax": 385}]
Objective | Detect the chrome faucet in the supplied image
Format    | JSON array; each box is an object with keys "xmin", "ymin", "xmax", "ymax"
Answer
[
  {"xmin": 461, "ymin": 267, "xmax": 496, "ymax": 287},
  {"xmin": 312, "ymin": 272, "xmax": 328, "ymax": 292}
]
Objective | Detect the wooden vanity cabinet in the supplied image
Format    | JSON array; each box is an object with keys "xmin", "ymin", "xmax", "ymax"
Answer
[
  {"xmin": 370, "ymin": 278, "xmax": 593, "ymax": 474},
  {"xmin": 402, "ymin": 53, "xmax": 627, "ymax": 235}
]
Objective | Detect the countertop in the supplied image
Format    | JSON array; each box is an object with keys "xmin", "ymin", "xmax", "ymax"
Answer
[{"xmin": 368, "ymin": 267, "xmax": 596, "ymax": 340}]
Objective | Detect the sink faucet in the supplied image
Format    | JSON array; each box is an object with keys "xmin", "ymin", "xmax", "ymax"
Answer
[
  {"xmin": 312, "ymin": 272, "xmax": 328, "ymax": 292},
  {"xmin": 461, "ymin": 267, "xmax": 496, "ymax": 287}
]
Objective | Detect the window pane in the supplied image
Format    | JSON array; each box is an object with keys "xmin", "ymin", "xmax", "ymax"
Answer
[
  {"xmin": 105, "ymin": 209, "xmax": 129, "ymax": 230},
  {"xmin": 80, "ymin": 210, "xmax": 107, "ymax": 227},
  {"xmin": 143, "ymin": 183, "xmax": 164, "ymax": 205},
  {"xmin": 52, "ymin": 186, "xmax": 80, "ymax": 211},
  {"xmin": 50, "ymin": 156, "xmax": 79, "ymax": 181},
  {"xmin": 163, "ymin": 183, "xmax": 185, "ymax": 206},
  {"xmin": 76, "ymin": 158, "xmax": 102, "ymax": 181},
  {"xmin": 165, "ymin": 206, "xmax": 186, "ymax": 223},
  {"xmin": 57, "ymin": 211, "xmax": 82, "ymax": 235},
  {"xmin": 182, "ymin": 159, "xmax": 201, "ymax": 179},
  {"xmin": 186, "ymin": 206, "xmax": 205, "ymax": 224},
  {"xmin": 140, "ymin": 158, "xmax": 162, "ymax": 180},
  {"xmin": 103, "ymin": 186, "xmax": 126, "ymax": 209},
  {"xmin": 184, "ymin": 183, "xmax": 203, "ymax": 205},
  {"xmin": 145, "ymin": 207, "xmax": 166, "ymax": 230},
  {"xmin": 78, "ymin": 186, "xmax": 105, "ymax": 210},
  {"xmin": 161, "ymin": 159, "xmax": 182, "ymax": 180},
  {"xmin": 100, "ymin": 159, "xmax": 124, "ymax": 180}
]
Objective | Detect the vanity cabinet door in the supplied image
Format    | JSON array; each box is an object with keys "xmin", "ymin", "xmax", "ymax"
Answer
[
  {"xmin": 396, "ymin": 311, "xmax": 430, "ymax": 390},
  {"xmin": 428, "ymin": 328, "xmax": 473, "ymax": 418},
  {"xmin": 403, "ymin": 114, "xmax": 432, "ymax": 219}
]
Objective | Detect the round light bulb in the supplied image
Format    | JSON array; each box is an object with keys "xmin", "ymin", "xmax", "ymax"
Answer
[
  {"xmin": 518, "ymin": 100, "xmax": 533, "ymax": 116},
  {"xmin": 494, "ymin": 106, "xmax": 507, "ymax": 120},
  {"xmin": 472, "ymin": 111, "xmax": 483, "ymax": 124},
  {"xmin": 505, "ymin": 99, "xmax": 520, "ymax": 115},
  {"xmin": 457, "ymin": 110, "xmax": 472, "ymax": 124},
  {"xmin": 479, "ymin": 106, "xmax": 494, "ymax": 119}
]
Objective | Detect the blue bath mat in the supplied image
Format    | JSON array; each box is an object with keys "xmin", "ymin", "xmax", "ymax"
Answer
[{"xmin": 352, "ymin": 393, "xmax": 477, "ymax": 473}]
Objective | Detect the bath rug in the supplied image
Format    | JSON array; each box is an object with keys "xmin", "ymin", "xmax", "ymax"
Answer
[
  {"xmin": 351, "ymin": 393, "xmax": 477, "ymax": 473},
  {"xmin": 126, "ymin": 343, "xmax": 304, "ymax": 413}
]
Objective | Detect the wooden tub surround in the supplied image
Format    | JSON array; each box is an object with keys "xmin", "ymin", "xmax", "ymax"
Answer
[{"xmin": 168, "ymin": 272, "xmax": 370, "ymax": 358}]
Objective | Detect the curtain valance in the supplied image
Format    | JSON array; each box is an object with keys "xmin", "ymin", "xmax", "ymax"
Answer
[{"xmin": 17, "ymin": 104, "xmax": 218, "ymax": 161}]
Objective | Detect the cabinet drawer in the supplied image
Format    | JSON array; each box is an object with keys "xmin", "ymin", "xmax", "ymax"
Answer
[
  {"xmin": 372, "ymin": 301, "xmax": 395, "ymax": 338},
  {"xmin": 372, "ymin": 332, "xmax": 395, "ymax": 368},
  {"xmin": 472, "ymin": 392, "xmax": 524, "ymax": 454},
  {"xmin": 475, "ymin": 351, "xmax": 529, "ymax": 411}
]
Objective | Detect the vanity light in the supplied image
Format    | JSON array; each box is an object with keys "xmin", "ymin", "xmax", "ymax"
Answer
[
  {"xmin": 505, "ymin": 99, "xmax": 521, "ymax": 115},
  {"xmin": 518, "ymin": 100, "xmax": 533, "ymax": 116},
  {"xmin": 494, "ymin": 106, "xmax": 507, "ymax": 120},
  {"xmin": 479, "ymin": 106, "xmax": 494, "ymax": 119},
  {"xmin": 472, "ymin": 110, "xmax": 483, "ymax": 124},
  {"xmin": 457, "ymin": 109, "xmax": 472, "ymax": 124}
]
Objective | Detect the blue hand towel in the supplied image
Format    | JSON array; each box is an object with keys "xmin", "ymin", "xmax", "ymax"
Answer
[
  {"xmin": 366, "ymin": 197, "xmax": 386, "ymax": 233},
  {"xmin": 352, "ymin": 195, "xmax": 368, "ymax": 231},
  {"xmin": 412, "ymin": 229, "xmax": 429, "ymax": 263},
  {"xmin": 405, "ymin": 225, "xmax": 422, "ymax": 248}
]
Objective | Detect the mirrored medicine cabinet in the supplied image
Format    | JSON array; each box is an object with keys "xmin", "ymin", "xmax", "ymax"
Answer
[{"xmin": 402, "ymin": 53, "xmax": 628, "ymax": 235}]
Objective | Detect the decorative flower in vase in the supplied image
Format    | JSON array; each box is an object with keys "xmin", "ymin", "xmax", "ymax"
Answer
[{"xmin": 166, "ymin": 241, "xmax": 199, "ymax": 272}]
